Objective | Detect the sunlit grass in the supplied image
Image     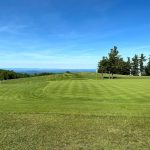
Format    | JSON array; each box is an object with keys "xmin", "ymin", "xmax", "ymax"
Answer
[{"xmin": 0, "ymin": 73, "xmax": 150, "ymax": 149}]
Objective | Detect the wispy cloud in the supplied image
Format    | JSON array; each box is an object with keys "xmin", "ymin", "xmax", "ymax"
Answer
[{"xmin": 0, "ymin": 50, "xmax": 98, "ymax": 69}]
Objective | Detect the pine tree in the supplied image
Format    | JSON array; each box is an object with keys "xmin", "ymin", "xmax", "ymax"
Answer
[
  {"xmin": 98, "ymin": 46, "xmax": 124, "ymax": 78},
  {"xmin": 127, "ymin": 57, "xmax": 131, "ymax": 75},
  {"xmin": 98, "ymin": 56, "xmax": 109, "ymax": 78},
  {"xmin": 132, "ymin": 54, "xmax": 139, "ymax": 76},
  {"xmin": 139, "ymin": 54, "xmax": 146, "ymax": 75},
  {"xmin": 145, "ymin": 56, "xmax": 150, "ymax": 75}
]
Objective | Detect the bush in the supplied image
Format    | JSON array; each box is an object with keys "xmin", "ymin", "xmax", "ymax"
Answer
[{"xmin": 0, "ymin": 69, "xmax": 30, "ymax": 80}]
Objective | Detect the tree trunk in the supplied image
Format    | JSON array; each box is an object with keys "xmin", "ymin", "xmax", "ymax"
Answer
[
  {"xmin": 109, "ymin": 71, "xmax": 111, "ymax": 79},
  {"xmin": 112, "ymin": 73, "xmax": 113, "ymax": 79},
  {"xmin": 101, "ymin": 71, "xmax": 104, "ymax": 79}
]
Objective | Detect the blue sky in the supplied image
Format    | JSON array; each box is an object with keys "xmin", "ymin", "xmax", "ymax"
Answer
[{"xmin": 0, "ymin": 0, "xmax": 150, "ymax": 69}]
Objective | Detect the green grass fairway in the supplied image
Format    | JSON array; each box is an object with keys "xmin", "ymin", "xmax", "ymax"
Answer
[{"xmin": 0, "ymin": 73, "xmax": 150, "ymax": 149}]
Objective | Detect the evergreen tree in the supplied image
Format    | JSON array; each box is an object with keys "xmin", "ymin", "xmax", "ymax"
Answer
[
  {"xmin": 132, "ymin": 54, "xmax": 139, "ymax": 76},
  {"xmin": 108, "ymin": 46, "xmax": 121, "ymax": 78},
  {"xmin": 145, "ymin": 56, "xmax": 150, "ymax": 75},
  {"xmin": 127, "ymin": 57, "xmax": 131, "ymax": 75},
  {"xmin": 98, "ymin": 56, "xmax": 109, "ymax": 78},
  {"xmin": 139, "ymin": 54, "xmax": 146, "ymax": 75},
  {"xmin": 98, "ymin": 46, "xmax": 125, "ymax": 78},
  {"xmin": 98, "ymin": 47, "xmax": 149, "ymax": 77}
]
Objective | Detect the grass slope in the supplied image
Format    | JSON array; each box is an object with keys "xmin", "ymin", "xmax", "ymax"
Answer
[{"xmin": 0, "ymin": 73, "xmax": 150, "ymax": 149}]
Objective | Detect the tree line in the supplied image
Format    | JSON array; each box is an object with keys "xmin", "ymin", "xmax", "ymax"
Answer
[
  {"xmin": 98, "ymin": 46, "xmax": 150, "ymax": 78},
  {"xmin": 0, "ymin": 69, "xmax": 56, "ymax": 81},
  {"xmin": 0, "ymin": 69, "xmax": 30, "ymax": 80}
]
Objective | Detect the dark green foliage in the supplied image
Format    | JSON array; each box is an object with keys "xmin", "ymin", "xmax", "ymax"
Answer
[
  {"xmin": 145, "ymin": 56, "xmax": 150, "ymax": 75},
  {"xmin": 0, "ymin": 70, "xmax": 60, "ymax": 80},
  {"xmin": 98, "ymin": 47, "xmax": 150, "ymax": 76},
  {"xmin": 131, "ymin": 54, "xmax": 139, "ymax": 75},
  {"xmin": 127, "ymin": 57, "xmax": 131, "ymax": 75},
  {"xmin": 139, "ymin": 54, "xmax": 146, "ymax": 75},
  {"xmin": 65, "ymin": 71, "xmax": 71, "ymax": 73},
  {"xmin": 98, "ymin": 56, "xmax": 109, "ymax": 74},
  {"xmin": 98, "ymin": 46, "xmax": 130, "ymax": 77},
  {"xmin": 117, "ymin": 60, "xmax": 130, "ymax": 75},
  {"xmin": 0, "ymin": 69, "xmax": 30, "ymax": 80},
  {"xmin": 108, "ymin": 46, "xmax": 120, "ymax": 75},
  {"xmin": 34, "ymin": 72, "xmax": 54, "ymax": 76}
]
